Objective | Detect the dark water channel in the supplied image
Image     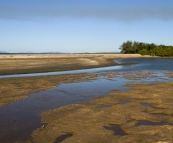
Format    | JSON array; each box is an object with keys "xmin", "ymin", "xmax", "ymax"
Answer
[
  {"xmin": 0, "ymin": 78, "xmax": 130, "ymax": 142},
  {"xmin": 0, "ymin": 58, "xmax": 173, "ymax": 142}
]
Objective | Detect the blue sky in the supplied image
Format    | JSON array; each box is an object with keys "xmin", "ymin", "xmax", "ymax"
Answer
[{"xmin": 1, "ymin": 0, "xmax": 173, "ymax": 53}]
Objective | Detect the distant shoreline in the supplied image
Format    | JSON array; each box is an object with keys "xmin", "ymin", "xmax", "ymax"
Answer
[
  {"xmin": 0, "ymin": 53, "xmax": 151, "ymax": 59},
  {"xmin": 0, "ymin": 54, "xmax": 154, "ymax": 76}
]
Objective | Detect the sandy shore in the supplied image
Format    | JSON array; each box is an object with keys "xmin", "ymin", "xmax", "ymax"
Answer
[
  {"xmin": 0, "ymin": 54, "xmax": 152, "ymax": 75},
  {"xmin": 0, "ymin": 53, "xmax": 150, "ymax": 59}
]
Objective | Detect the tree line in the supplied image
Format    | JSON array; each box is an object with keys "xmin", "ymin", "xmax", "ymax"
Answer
[{"xmin": 119, "ymin": 41, "xmax": 173, "ymax": 57}]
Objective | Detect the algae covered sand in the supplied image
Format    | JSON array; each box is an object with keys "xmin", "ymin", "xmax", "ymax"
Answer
[
  {"xmin": 31, "ymin": 81, "xmax": 173, "ymax": 143},
  {"xmin": 0, "ymin": 70, "xmax": 162, "ymax": 107},
  {"xmin": 0, "ymin": 73, "xmax": 100, "ymax": 107}
]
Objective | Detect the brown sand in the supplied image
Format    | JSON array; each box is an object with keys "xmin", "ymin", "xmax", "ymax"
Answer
[
  {"xmin": 31, "ymin": 81, "xmax": 173, "ymax": 143},
  {"xmin": 0, "ymin": 70, "xmax": 159, "ymax": 107},
  {"xmin": 0, "ymin": 54, "xmax": 152, "ymax": 106},
  {"xmin": 0, "ymin": 69, "xmax": 173, "ymax": 142},
  {"xmin": 0, "ymin": 73, "xmax": 100, "ymax": 107},
  {"xmin": 0, "ymin": 54, "xmax": 152, "ymax": 75}
]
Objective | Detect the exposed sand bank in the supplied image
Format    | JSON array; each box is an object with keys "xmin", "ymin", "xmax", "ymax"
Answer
[
  {"xmin": 0, "ymin": 53, "xmax": 150, "ymax": 59},
  {"xmin": 0, "ymin": 54, "xmax": 152, "ymax": 75}
]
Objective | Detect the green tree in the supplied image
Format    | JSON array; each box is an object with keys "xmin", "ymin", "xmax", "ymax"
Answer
[
  {"xmin": 119, "ymin": 41, "xmax": 133, "ymax": 54},
  {"xmin": 119, "ymin": 41, "xmax": 173, "ymax": 57}
]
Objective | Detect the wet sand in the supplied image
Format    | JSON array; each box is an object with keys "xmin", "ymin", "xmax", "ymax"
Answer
[
  {"xmin": 0, "ymin": 54, "xmax": 151, "ymax": 106},
  {"xmin": 0, "ymin": 71, "xmax": 173, "ymax": 142},
  {"xmin": 0, "ymin": 54, "xmax": 151, "ymax": 75},
  {"xmin": 1, "ymin": 54, "xmax": 172, "ymax": 143},
  {"xmin": 0, "ymin": 73, "xmax": 100, "ymax": 107},
  {"xmin": 31, "ymin": 81, "xmax": 173, "ymax": 143},
  {"xmin": 0, "ymin": 70, "xmax": 167, "ymax": 107}
]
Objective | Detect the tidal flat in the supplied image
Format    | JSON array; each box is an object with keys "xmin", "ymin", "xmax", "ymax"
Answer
[
  {"xmin": 32, "ymin": 82, "xmax": 173, "ymax": 143},
  {"xmin": 0, "ymin": 54, "xmax": 148, "ymax": 75},
  {"xmin": 0, "ymin": 54, "xmax": 173, "ymax": 143},
  {"xmin": 0, "ymin": 53, "xmax": 150, "ymax": 106}
]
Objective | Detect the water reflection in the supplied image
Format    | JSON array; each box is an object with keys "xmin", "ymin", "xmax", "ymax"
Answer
[
  {"xmin": 0, "ymin": 77, "xmax": 130, "ymax": 142},
  {"xmin": 0, "ymin": 65, "xmax": 124, "ymax": 79}
]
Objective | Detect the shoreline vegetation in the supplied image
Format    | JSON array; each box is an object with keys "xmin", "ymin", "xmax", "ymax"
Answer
[{"xmin": 120, "ymin": 41, "xmax": 173, "ymax": 57}]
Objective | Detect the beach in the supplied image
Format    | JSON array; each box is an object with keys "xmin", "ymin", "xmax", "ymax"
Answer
[{"xmin": 0, "ymin": 54, "xmax": 173, "ymax": 143}]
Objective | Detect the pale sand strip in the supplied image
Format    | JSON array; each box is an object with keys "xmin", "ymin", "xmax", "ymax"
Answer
[{"xmin": 0, "ymin": 54, "xmax": 152, "ymax": 59}]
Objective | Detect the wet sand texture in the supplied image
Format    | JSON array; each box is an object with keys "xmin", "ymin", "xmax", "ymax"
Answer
[
  {"xmin": 31, "ymin": 82, "xmax": 173, "ymax": 143},
  {"xmin": 0, "ymin": 70, "xmax": 162, "ymax": 107},
  {"xmin": 0, "ymin": 54, "xmax": 151, "ymax": 75},
  {"xmin": 0, "ymin": 73, "xmax": 100, "ymax": 107}
]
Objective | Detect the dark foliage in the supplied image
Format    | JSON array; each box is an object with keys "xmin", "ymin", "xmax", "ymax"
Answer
[{"xmin": 119, "ymin": 41, "xmax": 173, "ymax": 57}]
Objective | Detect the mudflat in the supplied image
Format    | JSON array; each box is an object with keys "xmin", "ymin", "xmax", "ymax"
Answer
[
  {"xmin": 31, "ymin": 81, "xmax": 173, "ymax": 143},
  {"xmin": 1, "ymin": 54, "xmax": 172, "ymax": 143},
  {"xmin": 0, "ymin": 54, "xmax": 150, "ymax": 75},
  {"xmin": 1, "ymin": 54, "xmax": 149, "ymax": 106},
  {"xmin": 0, "ymin": 73, "xmax": 100, "ymax": 107},
  {"xmin": 1, "ymin": 71, "xmax": 173, "ymax": 143}
]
